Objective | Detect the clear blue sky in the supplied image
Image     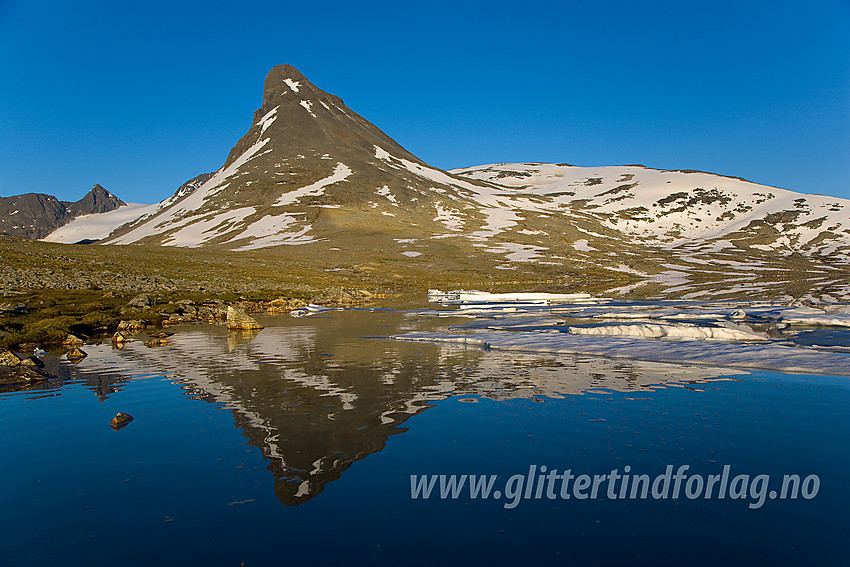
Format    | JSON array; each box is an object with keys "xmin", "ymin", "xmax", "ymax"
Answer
[{"xmin": 1, "ymin": 0, "xmax": 848, "ymax": 204}]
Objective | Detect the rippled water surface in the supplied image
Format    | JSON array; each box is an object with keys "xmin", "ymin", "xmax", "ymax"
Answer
[{"xmin": 2, "ymin": 307, "xmax": 849, "ymax": 565}]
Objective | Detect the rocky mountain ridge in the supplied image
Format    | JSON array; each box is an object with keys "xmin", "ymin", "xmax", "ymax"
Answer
[{"xmin": 0, "ymin": 185, "xmax": 124, "ymax": 240}]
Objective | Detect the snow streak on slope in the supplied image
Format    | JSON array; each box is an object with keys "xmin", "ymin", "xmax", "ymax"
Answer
[
  {"xmin": 275, "ymin": 163, "xmax": 351, "ymax": 206},
  {"xmin": 108, "ymin": 138, "xmax": 272, "ymax": 246}
]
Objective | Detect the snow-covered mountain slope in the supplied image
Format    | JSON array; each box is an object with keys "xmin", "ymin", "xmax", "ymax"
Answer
[
  {"xmin": 45, "ymin": 64, "xmax": 846, "ymax": 299},
  {"xmin": 453, "ymin": 163, "xmax": 849, "ymax": 259},
  {"xmin": 42, "ymin": 203, "xmax": 158, "ymax": 243}
]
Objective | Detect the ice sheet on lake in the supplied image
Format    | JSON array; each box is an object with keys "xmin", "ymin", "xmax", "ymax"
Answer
[
  {"xmin": 428, "ymin": 289, "xmax": 596, "ymax": 305},
  {"xmin": 746, "ymin": 306, "xmax": 850, "ymax": 327},
  {"xmin": 566, "ymin": 323, "xmax": 767, "ymax": 341},
  {"xmin": 290, "ymin": 304, "xmax": 333, "ymax": 318},
  {"xmin": 393, "ymin": 330, "xmax": 850, "ymax": 376}
]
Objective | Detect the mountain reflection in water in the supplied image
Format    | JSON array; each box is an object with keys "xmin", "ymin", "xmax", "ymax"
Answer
[{"xmin": 13, "ymin": 308, "xmax": 738, "ymax": 506}]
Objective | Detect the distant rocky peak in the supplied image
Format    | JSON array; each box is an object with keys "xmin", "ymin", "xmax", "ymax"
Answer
[
  {"xmin": 90, "ymin": 184, "xmax": 119, "ymax": 201},
  {"xmin": 68, "ymin": 184, "xmax": 126, "ymax": 217},
  {"xmin": 0, "ymin": 184, "xmax": 127, "ymax": 240}
]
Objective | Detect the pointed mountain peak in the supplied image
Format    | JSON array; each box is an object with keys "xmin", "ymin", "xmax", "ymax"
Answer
[
  {"xmin": 90, "ymin": 184, "xmax": 113, "ymax": 197},
  {"xmin": 262, "ymin": 64, "xmax": 331, "ymax": 108},
  {"xmin": 68, "ymin": 184, "xmax": 125, "ymax": 217}
]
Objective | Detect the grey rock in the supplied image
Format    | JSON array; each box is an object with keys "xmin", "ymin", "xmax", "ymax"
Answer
[
  {"xmin": 128, "ymin": 294, "xmax": 153, "ymax": 308},
  {"xmin": 67, "ymin": 184, "xmax": 125, "ymax": 217},
  {"xmin": 0, "ymin": 365, "xmax": 49, "ymax": 386},
  {"xmin": 0, "ymin": 185, "xmax": 125, "ymax": 240}
]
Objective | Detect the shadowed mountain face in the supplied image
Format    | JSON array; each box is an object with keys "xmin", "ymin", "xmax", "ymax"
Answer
[{"xmin": 0, "ymin": 185, "xmax": 125, "ymax": 239}]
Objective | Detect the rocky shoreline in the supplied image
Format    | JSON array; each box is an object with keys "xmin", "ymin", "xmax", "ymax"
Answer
[{"xmin": 0, "ymin": 286, "xmax": 384, "ymax": 388}]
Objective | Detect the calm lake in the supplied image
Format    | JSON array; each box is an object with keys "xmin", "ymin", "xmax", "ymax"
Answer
[{"xmin": 2, "ymin": 303, "xmax": 849, "ymax": 566}]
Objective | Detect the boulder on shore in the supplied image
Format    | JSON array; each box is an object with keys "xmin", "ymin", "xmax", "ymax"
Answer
[
  {"xmin": 128, "ymin": 294, "xmax": 153, "ymax": 308},
  {"xmin": 226, "ymin": 306, "xmax": 263, "ymax": 330},
  {"xmin": 117, "ymin": 320, "xmax": 146, "ymax": 333},
  {"xmin": 0, "ymin": 350, "xmax": 22, "ymax": 366},
  {"xmin": 61, "ymin": 334, "xmax": 85, "ymax": 347}
]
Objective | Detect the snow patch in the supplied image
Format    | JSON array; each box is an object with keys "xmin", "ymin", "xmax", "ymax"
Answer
[
  {"xmin": 433, "ymin": 202, "xmax": 465, "ymax": 231},
  {"xmin": 572, "ymin": 239, "xmax": 595, "ymax": 252},
  {"xmin": 299, "ymin": 100, "xmax": 316, "ymax": 117},
  {"xmin": 276, "ymin": 163, "xmax": 352, "ymax": 206},
  {"xmin": 376, "ymin": 185, "xmax": 398, "ymax": 205},
  {"xmin": 108, "ymin": 137, "xmax": 270, "ymax": 245},
  {"xmin": 258, "ymin": 106, "xmax": 278, "ymax": 134},
  {"xmin": 484, "ymin": 242, "xmax": 546, "ymax": 262},
  {"xmin": 162, "ymin": 207, "xmax": 257, "ymax": 247}
]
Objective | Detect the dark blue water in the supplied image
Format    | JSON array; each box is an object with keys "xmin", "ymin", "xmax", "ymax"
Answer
[{"xmin": 1, "ymin": 310, "xmax": 848, "ymax": 566}]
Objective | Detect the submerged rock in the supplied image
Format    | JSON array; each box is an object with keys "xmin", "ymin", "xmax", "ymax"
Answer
[
  {"xmin": 226, "ymin": 306, "xmax": 263, "ymax": 330},
  {"xmin": 0, "ymin": 365, "xmax": 49, "ymax": 386},
  {"xmin": 110, "ymin": 412, "xmax": 134, "ymax": 430},
  {"xmin": 66, "ymin": 347, "xmax": 88, "ymax": 361}
]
